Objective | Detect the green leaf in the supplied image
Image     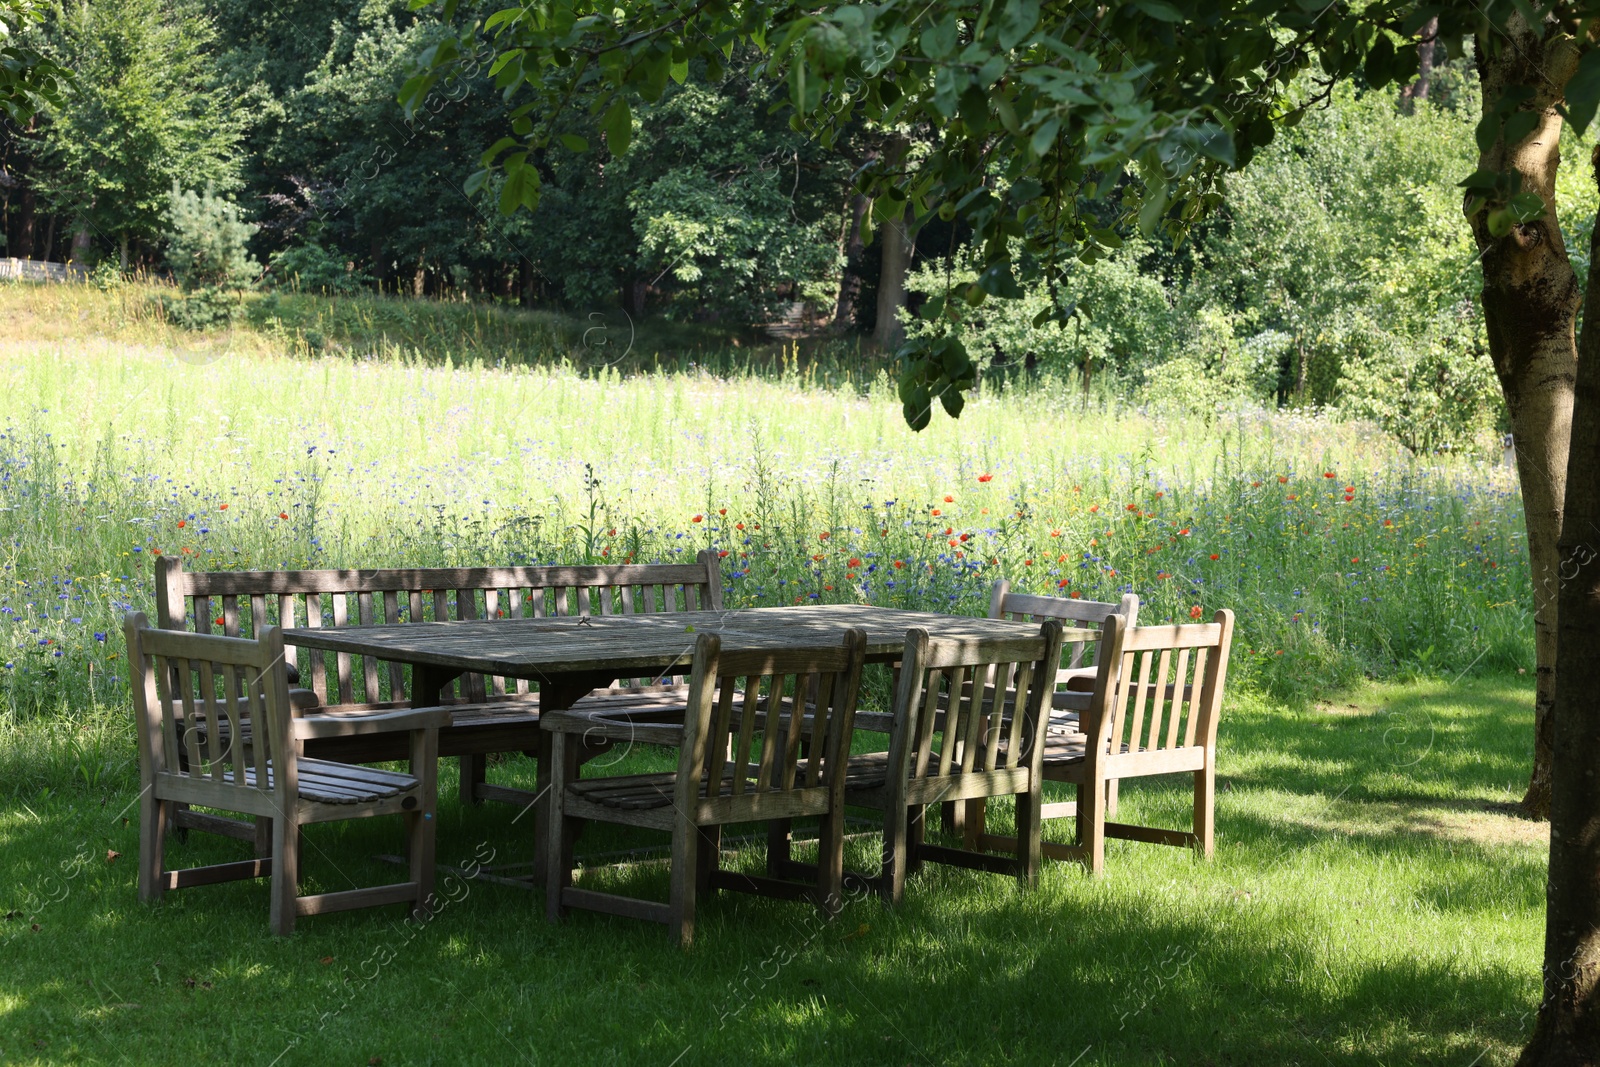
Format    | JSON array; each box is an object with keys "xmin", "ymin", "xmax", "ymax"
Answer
[
  {"xmin": 1486, "ymin": 207, "xmax": 1513, "ymax": 238},
  {"xmin": 1364, "ymin": 34, "xmax": 1395, "ymax": 88},
  {"xmin": 1131, "ymin": 0, "xmax": 1184, "ymax": 21},
  {"xmin": 1565, "ymin": 49, "xmax": 1600, "ymax": 135},
  {"xmin": 903, "ymin": 382, "xmax": 932, "ymax": 431},
  {"xmin": 997, "ymin": 0, "xmax": 1040, "ymax": 50},
  {"xmin": 1501, "ymin": 110, "xmax": 1539, "ymax": 149},
  {"xmin": 1507, "ymin": 191, "xmax": 1546, "ymax": 222},
  {"xmin": 559, "ymin": 133, "xmax": 589, "ymax": 153},
  {"xmin": 938, "ymin": 385, "xmax": 965, "ymax": 418},
  {"xmin": 670, "ymin": 57, "xmax": 689, "ymax": 84},
  {"xmin": 1138, "ymin": 182, "xmax": 1169, "ymax": 236},
  {"xmin": 1457, "ymin": 168, "xmax": 1502, "ymax": 192},
  {"xmin": 603, "ymin": 97, "xmax": 632, "ymax": 156}
]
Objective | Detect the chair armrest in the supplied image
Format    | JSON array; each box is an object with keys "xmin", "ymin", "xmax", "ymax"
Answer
[
  {"xmin": 293, "ymin": 708, "xmax": 453, "ymax": 739},
  {"xmin": 288, "ymin": 688, "xmax": 321, "ymax": 712},
  {"xmin": 541, "ymin": 709, "xmax": 685, "ymax": 746}
]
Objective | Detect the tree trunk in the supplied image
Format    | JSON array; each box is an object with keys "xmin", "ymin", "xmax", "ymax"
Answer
[
  {"xmin": 69, "ymin": 225, "xmax": 92, "ymax": 264},
  {"xmin": 1470, "ymin": 18, "xmax": 1581, "ymax": 822},
  {"xmin": 119, "ymin": 234, "xmax": 129, "ymax": 273},
  {"xmin": 14, "ymin": 184, "xmax": 35, "ymax": 260},
  {"xmin": 1517, "ymin": 154, "xmax": 1600, "ymax": 1067},
  {"xmin": 833, "ymin": 191, "xmax": 869, "ymax": 329},
  {"xmin": 1399, "ymin": 17, "xmax": 1439, "ymax": 115},
  {"xmin": 873, "ymin": 204, "xmax": 915, "ymax": 348},
  {"xmin": 412, "ymin": 248, "xmax": 427, "ymax": 298}
]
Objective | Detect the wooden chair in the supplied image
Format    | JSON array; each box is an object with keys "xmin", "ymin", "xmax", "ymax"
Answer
[
  {"xmin": 973, "ymin": 610, "xmax": 1236, "ymax": 873},
  {"xmin": 948, "ymin": 581, "xmax": 1139, "ymax": 834},
  {"xmin": 783, "ymin": 620, "xmax": 1065, "ymax": 905},
  {"xmin": 542, "ymin": 629, "xmax": 868, "ymax": 947},
  {"xmin": 125, "ymin": 612, "xmax": 446, "ymax": 935}
]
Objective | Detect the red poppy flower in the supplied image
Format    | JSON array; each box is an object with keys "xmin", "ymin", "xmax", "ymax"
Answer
[
  {"xmin": 1190, "ymin": 605, "xmax": 1203, "ymax": 619},
  {"xmin": 1209, "ymin": 553, "xmax": 1220, "ymax": 560},
  {"xmin": 279, "ymin": 512, "xmax": 289, "ymax": 520},
  {"xmin": 1277, "ymin": 476, "xmax": 1288, "ymax": 484},
  {"xmin": 177, "ymin": 520, "xmax": 186, "ymax": 528},
  {"xmin": 692, "ymin": 515, "xmax": 703, "ymax": 523},
  {"xmin": 977, "ymin": 474, "xmax": 993, "ymax": 483},
  {"xmin": 893, "ymin": 560, "xmax": 904, "ymax": 569},
  {"xmin": 943, "ymin": 495, "xmax": 954, "ymax": 503},
  {"xmin": 1324, "ymin": 472, "xmax": 1335, "ymax": 479}
]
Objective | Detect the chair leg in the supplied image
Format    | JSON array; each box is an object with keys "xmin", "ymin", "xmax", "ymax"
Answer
[
  {"xmin": 1194, "ymin": 765, "xmax": 1215, "ymax": 859},
  {"xmin": 459, "ymin": 753, "xmax": 486, "ymax": 806},
  {"xmin": 940, "ymin": 799, "xmax": 964, "ymax": 836},
  {"xmin": 138, "ymin": 791, "xmax": 168, "ymax": 903},
  {"xmin": 880, "ymin": 805, "xmax": 908, "ymax": 906},
  {"xmin": 270, "ymin": 814, "xmax": 299, "ymax": 936},
  {"xmin": 668, "ymin": 815, "xmax": 700, "ymax": 949},
  {"xmin": 765, "ymin": 818, "xmax": 792, "ymax": 879},
  {"xmin": 545, "ymin": 734, "xmax": 576, "ymax": 923},
  {"xmin": 961, "ymin": 797, "xmax": 986, "ymax": 851},
  {"xmin": 1015, "ymin": 788, "xmax": 1042, "ymax": 888},
  {"xmin": 698, "ymin": 826, "xmax": 722, "ymax": 893},
  {"xmin": 906, "ymin": 804, "xmax": 926, "ymax": 875},
  {"xmin": 1081, "ymin": 773, "xmax": 1106, "ymax": 875},
  {"xmin": 254, "ymin": 816, "xmax": 273, "ymax": 858},
  {"xmin": 409, "ymin": 727, "xmax": 440, "ymax": 919},
  {"xmin": 815, "ymin": 808, "xmax": 846, "ymax": 917}
]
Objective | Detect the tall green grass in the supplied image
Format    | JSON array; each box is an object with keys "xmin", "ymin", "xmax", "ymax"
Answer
[{"xmin": 2, "ymin": 329, "xmax": 1526, "ymax": 741}]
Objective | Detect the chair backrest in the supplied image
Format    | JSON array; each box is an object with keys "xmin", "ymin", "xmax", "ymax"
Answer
[
  {"xmin": 677, "ymin": 630, "xmax": 868, "ymax": 806},
  {"xmin": 889, "ymin": 620, "xmax": 1066, "ymax": 794},
  {"xmin": 154, "ymin": 551, "xmax": 724, "ymax": 707},
  {"xmin": 1080, "ymin": 609, "xmax": 1235, "ymax": 762},
  {"xmin": 988, "ymin": 579, "xmax": 1138, "ymax": 678},
  {"xmin": 125, "ymin": 611, "xmax": 294, "ymax": 803}
]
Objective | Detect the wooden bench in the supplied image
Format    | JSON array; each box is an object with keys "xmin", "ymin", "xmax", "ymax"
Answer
[{"xmin": 153, "ymin": 552, "xmax": 723, "ymax": 841}]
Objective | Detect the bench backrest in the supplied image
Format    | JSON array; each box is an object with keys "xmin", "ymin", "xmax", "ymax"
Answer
[{"xmin": 154, "ymin": 551, "xmax": 724, "ymax": 709}]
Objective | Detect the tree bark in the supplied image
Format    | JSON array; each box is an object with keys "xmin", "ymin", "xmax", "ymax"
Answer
[
  {"xmin": 1517, "ymin": 148, "xmax": 1600, "ymax": 1067},
  {"xmin": 833, "ymin": 190, "xmax": 869, "ymax": 329},
  {"xmin": 1470, "ymin": 18, "xmax": 1581, "ymax": 821},
  {"xmin": 13, "ymin": 184, "xmax": 35, "ymax": 260},
  {"xmin": 1399, "ymin": 17, "xmax": 1439, "ymax": 115},
  {"xmin": 69, "ymin": 225, "xmax": 92, "ymax": 264},
  {"xmin": 873, "ymin": 203, "xmax": 915, "ymax": 348}
]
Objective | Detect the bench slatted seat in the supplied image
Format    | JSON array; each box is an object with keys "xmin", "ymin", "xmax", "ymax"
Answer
[{"xmin": 154, "ymin": 551, "xmax": 723, "ymax": 843}]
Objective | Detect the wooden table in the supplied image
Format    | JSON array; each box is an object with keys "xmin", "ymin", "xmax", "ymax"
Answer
[{"xmin": 283, "ymin": 604, "xmax": 1098, "ymax": 880}]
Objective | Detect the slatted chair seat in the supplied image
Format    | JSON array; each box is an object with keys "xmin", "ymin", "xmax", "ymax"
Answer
[
  {"xmin": 127, "ymin": 614, "xmax": 443, "ymax": 935},
  {"xmin": 545, "ymin": 631, "xmax": 868, "ymax": 947},
  {"xmin": 153, "ymin": 552, "xmax": 724, "ymax": 847}
]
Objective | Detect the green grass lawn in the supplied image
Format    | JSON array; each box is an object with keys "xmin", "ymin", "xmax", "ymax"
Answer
[
  {"xmin": 1, "ymin": 675, "xmax": 1543, "ymax": 1066},
  {"xmin": 0, "ymin": 299, "xmax": 1548, "ymax": 1064}
]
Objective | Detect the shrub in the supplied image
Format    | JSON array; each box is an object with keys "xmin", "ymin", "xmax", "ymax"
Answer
[
  {"xmin": 267, "ymin": 241, "xmax": 372, "ymax": 295},
  {"xmin": 165, "ymin": 183, "xmax": 258, "ymax": 292}
]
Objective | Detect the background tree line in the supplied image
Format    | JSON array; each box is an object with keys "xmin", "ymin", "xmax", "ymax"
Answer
[{"xmin": 0, "ymin": 0, "xmax": 1542, "ymax": 452}]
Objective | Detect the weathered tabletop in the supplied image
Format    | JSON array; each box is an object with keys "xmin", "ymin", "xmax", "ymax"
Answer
[{"xmin": 282, "ymin": 604, "xmax": 1097, "ymax": 710}]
